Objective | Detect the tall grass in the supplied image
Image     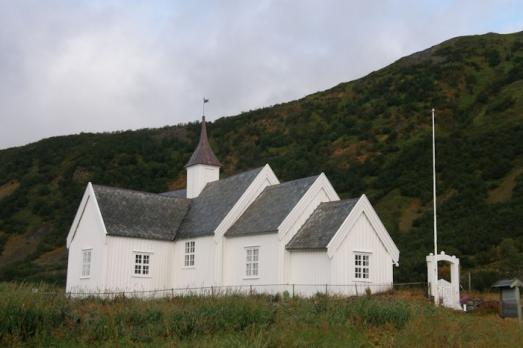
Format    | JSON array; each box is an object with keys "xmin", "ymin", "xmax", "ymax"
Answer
[{"xmin": 1, "ymin": 282, "xmax": 522, "ymax": 347}]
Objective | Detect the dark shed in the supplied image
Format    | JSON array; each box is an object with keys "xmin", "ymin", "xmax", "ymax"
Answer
[{"xmin": 492, "ymin": 278, "xmax": 523, "ymax": 320}]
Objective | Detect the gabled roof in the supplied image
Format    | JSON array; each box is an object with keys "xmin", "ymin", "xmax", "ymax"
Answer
[
  {"xmin": 176, "ymin": 167, "xmax": 264, "ymax": 239},
  {"xmin": 286, "ymin": 199, "xmax": 358, "ymax": 250},
  {"xmin": 93, "ymin": 185, "xmax": 190, "ymax": 241},
  {"xmin": 185, "ymin": 116, "xmax": 222, "ymax": 167},
  {"xmin": 225, "ymin": 176, "xmax": 319, "ymax": 237}
]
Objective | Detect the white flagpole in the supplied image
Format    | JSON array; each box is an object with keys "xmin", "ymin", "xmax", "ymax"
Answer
[{"xmin": 432, "ymin": 107, "xmax": 439, "ymax": 306}]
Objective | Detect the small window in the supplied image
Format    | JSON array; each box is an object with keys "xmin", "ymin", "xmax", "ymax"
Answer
[
  {"xmin": 81, "ymin": 249, "xmax": 92, "ymax": 277},
  {"xmin": 184, "ymin": 241, "xmax": 195, "ymax": 267},
  {"xmin": 134, "ymin": 253, "xmax": 150, "ymax": 275},
  {"xmin": 246, "ymin": 247, "xmax": 259, "ymax": 277},
  {"xmin": 354, "ymin": 253, "xmax": 369, "ymax": 280}
]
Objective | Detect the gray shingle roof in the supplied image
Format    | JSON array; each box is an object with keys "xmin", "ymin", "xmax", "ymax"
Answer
[
  {"xmin": 161, "ymin": 189, "xmax": 187, "ymax": 198},
  {"xmin": 492, "ymin": 278, "xmax": 523, "ymax": 288},
  {"xmin": 92, "ymin": 185, "xmax": 190, "ymax": 241},
  {"xmin": 225, "ymin": 176, "xmax": 319, "ymax": 237},
  {"xmin": 175, "ymin": 167, "xmax": 264, "ymax": 239},
  {"xmin": 185, "ymin": 116, "xmax": 222, "ymax": 167},
  {"xmin": 286, "ymin": 198, "xmax": 359, "ymax": 250}
]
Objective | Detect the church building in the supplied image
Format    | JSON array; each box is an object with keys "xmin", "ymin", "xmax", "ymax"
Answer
[{"xmin": 66, "ymin": 117, "xmax": 399, "ymax": 296}]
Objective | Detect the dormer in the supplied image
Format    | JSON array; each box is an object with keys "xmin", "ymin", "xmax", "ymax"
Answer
[{"xmin": 185, "ymin": 116, "xmax": 222, "ymax": 198}]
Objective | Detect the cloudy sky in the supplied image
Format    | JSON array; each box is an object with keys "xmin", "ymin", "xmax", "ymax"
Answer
[{"xmin": 1, "ymin": 0, "xmax": 522, "ymax": 149}]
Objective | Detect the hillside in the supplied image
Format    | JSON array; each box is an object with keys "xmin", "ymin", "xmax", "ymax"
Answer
[{"xmin": 1, "ymin": 31, "xmax": 523, "ymax": 288}]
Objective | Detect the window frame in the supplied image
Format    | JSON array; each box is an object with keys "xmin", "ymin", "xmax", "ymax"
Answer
[
  {"xmin": 133, "ymin": 251, "xmax": 152, "ymax": 278},
  {"xmin": 80, "ymin": 248, "xmax": 92, "ymax": 279},
  {"xmin": 183, "ymin": 241, "xmax": 196, "ymax": 268},
  {"xmin": 354, "ymin": 252, "xmax": 370, "ymax": 282},
  {"xmin": 244, "ymin": 246, "xmax": 260, "ymax": 279}
]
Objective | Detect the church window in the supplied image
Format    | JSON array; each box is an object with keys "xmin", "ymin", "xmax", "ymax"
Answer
[
  {"xmin": 354, "ymin": 253, "xmax": 370, "ymax": 280},
  {"xmin": 134, "ymin": 252, "xmax": 150, "ymax": 275},
  {"xmin": 184, "ymin": 241, "xmax": 195, "ymax": 267},
  {"xmin": 245, "ymin": 247, "xmax": 259, "ymax": 277},
  {"xmin": 81, "ymin": 249, "xmax": 92, "ymax": 277}
]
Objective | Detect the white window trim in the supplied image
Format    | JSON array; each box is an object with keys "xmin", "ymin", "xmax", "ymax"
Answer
[
  {"xmin": 353, "ymin": 251, "xmax": 371, "ymax": 282},
  {"xmin": 183, "ymin": 240, "xmax": 196, "ymax": 269},
  {"xmin": 80, "ymin": 248, "xmax": 92, "ymax": 279},
  {"xmin": 132, "ymin": 251, "xmax": 153, "ymax": 278},
  {"xmin": 244, "ymin": 246, "xmax": 260, "ymax": 280},
  {"xmin": 352, "ymin": 249, "xmax": 373, "ymax": 254}
]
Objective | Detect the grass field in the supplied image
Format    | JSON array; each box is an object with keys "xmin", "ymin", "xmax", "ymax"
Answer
[{"xmin": 1, "ymin": 282, "xmax": 522, "ymax": 347}]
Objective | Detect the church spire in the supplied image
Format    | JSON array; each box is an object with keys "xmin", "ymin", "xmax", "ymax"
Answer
[{"xmin": 185, "ymin": 116, "xmax": 222, "ymax": 168}]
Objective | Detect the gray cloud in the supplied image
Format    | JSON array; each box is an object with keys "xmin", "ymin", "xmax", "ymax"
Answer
[{"xmin": 0, "ymin": 0, "xmax": 522, "ymax": 149}]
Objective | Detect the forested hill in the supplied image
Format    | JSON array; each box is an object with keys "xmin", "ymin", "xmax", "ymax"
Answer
[{"xmin": 1, "ymin": 31, "xmax": 523, "ymax": 288}]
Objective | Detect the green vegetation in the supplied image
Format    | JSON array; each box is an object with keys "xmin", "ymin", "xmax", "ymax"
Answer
[
  {"xmin": 1, "ymin": 31, "xmax": 523, "ymax": 286},
  {"xmin": 1, "ymin": 282, "xmax": 521, "ymax": 347}
]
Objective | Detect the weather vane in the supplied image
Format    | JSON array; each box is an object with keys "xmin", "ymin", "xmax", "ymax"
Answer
[{"xmin": 202, "ymin": 97, "xmax": 209, "ymax": 116}]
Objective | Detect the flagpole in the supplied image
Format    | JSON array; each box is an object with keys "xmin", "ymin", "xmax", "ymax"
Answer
[
  {"xmin": 202, "ymin": 97, "xmax": 206, "ymax": 116},
  {"xmin": 432, "ymin": 107, "xmax": 439, "ymax": 306}
]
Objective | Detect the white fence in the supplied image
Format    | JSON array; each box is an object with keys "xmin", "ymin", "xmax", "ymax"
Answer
[{"xmin": 64, "ymin": 282, "xmax": 426, "ymax": 299}]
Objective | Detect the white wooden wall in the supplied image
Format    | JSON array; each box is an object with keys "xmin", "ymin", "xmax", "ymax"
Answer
[
  {"xmin": 104, "ymin": 236, "xmax": 174, "ymax": 294},
  {"xmin": 213, "ymin": 164, "xmax": 279, "ymax": 285},
  {"xmin": 279, "ymin": 175, "xmax": 338, "ymax": 284},
  {"xmin": 288, "ymin": 251, "xmax": 330, "ymax": 296},
  {"xmin": 186, "ymin": 164, "xmax": 220, "ymax": 198},
  {"xmin": 172, "ymin": 236, "xmax": 216, "ymax": 289},
  {"xmin": 66, "ymin": 193, "xmax": 107, "ymax": 294},
  {"xmin": 330, "ymin": 211, "xmax": 393, "ymax": 295},
  {"xmin": 223, "ymin": 234, "xmax": 281, "ymax": 293}
]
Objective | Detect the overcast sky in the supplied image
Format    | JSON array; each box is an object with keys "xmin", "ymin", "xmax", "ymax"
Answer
[{"xmin": 0, "ymin": 0, "xmax": 522, "ymax": 149}]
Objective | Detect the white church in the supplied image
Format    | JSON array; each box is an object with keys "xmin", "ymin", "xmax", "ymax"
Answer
[{"xmin": 66, "ymin": 117, "xmax": 400, "ymax": 296}]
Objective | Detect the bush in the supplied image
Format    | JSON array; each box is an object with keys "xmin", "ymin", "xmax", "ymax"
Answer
[
  {"xmin": 0, "ymin": 283, "xmax": 69, "ymax": 341},
  {"xmin": 344, "ymin": 297, "xmax": 411, "ymax": 329}
]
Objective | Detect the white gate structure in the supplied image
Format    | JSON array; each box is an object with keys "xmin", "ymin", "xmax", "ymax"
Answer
[{"xmin": 426, "ymin": 251, "xmax": 461, "ymax": 309}]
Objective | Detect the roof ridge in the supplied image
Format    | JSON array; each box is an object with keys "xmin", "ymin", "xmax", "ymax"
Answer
[
  {"xmin": 267, "ymin": 174, "xmax": 319, "ymax": 188},
  {"xmin": 92, "ymin": 184, "xmax": 189, "ymax": 201},
  {"xmin": 320, "ymin": 198, "xmax": 359, "ymax": 206},
  {"xmin": 258, "ymin": 175, "xmax": 318, "ymax": 193},
  {"xmin": 205, "ymin": 166, "xmax": 265, "ymax": 186}
]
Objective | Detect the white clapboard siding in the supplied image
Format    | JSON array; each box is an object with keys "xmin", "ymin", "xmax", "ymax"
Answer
[
  {"xmin": 330, "ymin": 211, "xmax": 393, "ymax": 295},
  {"xmin": 172, "ymin": 236, "xmax": 216, "ymax": 289},
  {"xmin": 104, "ymin": 236, "xmax": 174, "ymax": 293},
  {"xmin": 289, "ymin": 250, "xmax": 330, "ymax": 296},
  {"xmin": 223, "ymin": 234, "xmax": 280, "ymax": 292},
  {"xmin": 212, "ymin": 164, "xmax": 279, "ymax": 285},
  {"xmin": 66, "ymin": 187, "xmax": 107, "ymax": 294},
  {"xmin": 186, "ymin": 164, "xmax": 220, "ymax": 199}
]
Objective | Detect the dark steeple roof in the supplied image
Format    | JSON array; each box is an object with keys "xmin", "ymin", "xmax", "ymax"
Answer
[{"xmin": 185, "ymin": 116, "xmax": 222, "ymax": 167}]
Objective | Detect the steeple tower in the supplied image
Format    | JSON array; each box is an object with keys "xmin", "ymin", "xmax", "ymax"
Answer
[{"xmin": 185, "ymin": 116, "xmax": 222, "ymax": 198}]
